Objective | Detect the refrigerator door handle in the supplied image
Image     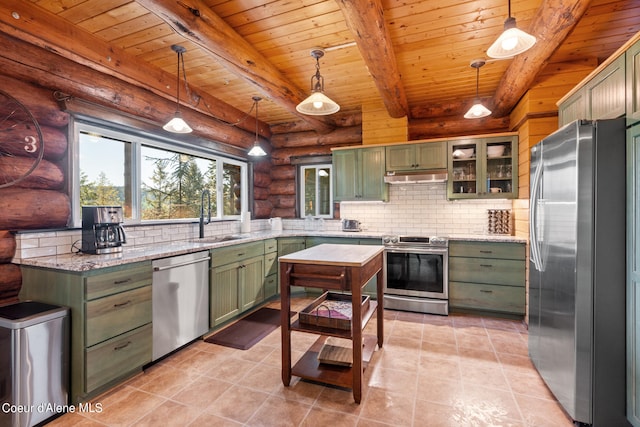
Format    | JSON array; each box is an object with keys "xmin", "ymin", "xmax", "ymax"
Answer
[{"xmin": 529, "ymin": 159, "xmax": 543, "ymax": 271}]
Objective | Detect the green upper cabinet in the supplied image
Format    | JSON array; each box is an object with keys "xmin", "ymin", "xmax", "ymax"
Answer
[
  {"xmin": 447, "ymin": 135, "xmax": 518, "ymax": 200},
  {"xmin": 385, "ymin": 141, "xmax": 447, "ymax": 172},
  {"xmin": 627, "ymin": 38, "xmax": 640, "ymax": 125},
  {"xmin": 559, "ymin": 53, "xmax": 626, "ymax": 127},
  {"xmin": 333, "ymin": 146, "xmax": 388, "ymax": 202},
  {"xmin": 558, "ymin": 87, "xmax": 588, "ymax": 127},
  {"xmin": 587, "ymin": 54, "xmax": 626, "ymax": 121}
]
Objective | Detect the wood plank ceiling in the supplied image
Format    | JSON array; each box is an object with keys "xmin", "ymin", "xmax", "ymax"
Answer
[{"xmin": 11, "ymin": 0, "xmax": 640, "ymax": 136}]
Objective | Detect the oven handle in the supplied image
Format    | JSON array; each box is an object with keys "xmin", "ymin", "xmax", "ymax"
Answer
[{"xmin": 385, "ymin": 247, "xmax": 448, "ymax": 255}]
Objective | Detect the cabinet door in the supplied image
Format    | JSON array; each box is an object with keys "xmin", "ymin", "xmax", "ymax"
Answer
[
  {"xmin": 627, "ymin": 124, "xmax": 640, "ymax": 426},
  {"xmin": 241, "ymin": 256, "xmax": 265, "ymax": 311},
  {"xmin": 359, "ymin": 146, "xmax": 388, "ymax": 200},
  {"xmin": 333, "ymin": 147, "xmax": 387, "ymax": 201},
  {"xmin": 628, "ymin": 40, "xmax": 640, "ymax": 125},
  {"xmin": 333, "ymin": 149, "xmax": 359, "ymax": 200},
  {"xmin": 588, "ymin": 54, "xmax": 626, "ymax": 120},
  {"xmin": 484, "ymin": 137, "xmax": 518, "ymax": 198},
  {"xmin": 385, "ymin": 144, "xmax": 415, "ymax": 171},
  {"xmin": 210, "ymin": 262, "xmax": 241, "ymax": 326},
  {"xmin": 448, "ymin": 139, "xmax": 480, "ymax": 198},
  {"xmin": 448, "ymin": 137, "xmax": 518, "ymax": 199},
  {"xmin": 559, "ymin": 87, "xmax": 588, "ymax": 127},
  {"xmin": 415, "ymin": 142, "xmax": 446, "ymax": 169}
]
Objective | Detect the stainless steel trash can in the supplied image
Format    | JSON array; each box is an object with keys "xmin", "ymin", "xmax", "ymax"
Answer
[{"xmin": 0, "ymin": 301, "xmax": 69, "ymax": 427}]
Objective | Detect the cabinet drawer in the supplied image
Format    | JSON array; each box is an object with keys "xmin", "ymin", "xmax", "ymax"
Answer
[
  {"xmin": 450, "ymin": 282, "xmax": 525, "ymax": 314},
  {"xmin": 85, "ymin": 263, "xmax": 152, "ymax": 300},
  {"xmin": 449, "ymin": 241, "xmax": 525, "ymax": 260},
  {"xmin": 85, "ymin": 286, "xmax": 152, "ymax": 347},
  {"xmin": 85, "ymin": 323, "xmax": 152, "ymax": 392},
  {"xmin": 449, "ymin": 257, "xmax": 524, "ymax": 286},
  {"xmin": 265, "ymin": 251, "xmax": 278, "ymax": 277},
  {"xmin": 264, "ymin": 274, "xmax": 278, "ymax": 300},
  {"xmin": 212, "ymin": 242, "xmax": 264, "ymax": 266},
  {"xmin": 264, "ymin": 239, "xmax": 278, "ymax": 253}
]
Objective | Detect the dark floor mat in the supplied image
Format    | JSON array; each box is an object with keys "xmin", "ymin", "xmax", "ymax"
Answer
[{"xmin": 205, "ymin": 307, "xmax": 292, "ymax": 350}]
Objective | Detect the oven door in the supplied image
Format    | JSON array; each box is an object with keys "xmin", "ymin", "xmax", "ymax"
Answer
[{"xmin": 384, "ymin": 247, "xmax": 448, "ymax": 299}]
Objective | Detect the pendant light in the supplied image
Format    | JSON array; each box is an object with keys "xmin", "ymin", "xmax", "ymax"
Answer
[
  {"xmin": 163, "ymin": 45, "xmax": 193, "ymax": 133},
  {"xmin": 296, "ymin": 48, "xmax": 340, "ymax": 116},
  {"xmin": 464, "ymin": 59, "xmax": 492, "ymax": 119},
  {"xmin": 248, "ymin": 96, "xmax": 267, "ymax": 157},
  {"xmin": 487, "ymin": 0, "xmax": 536, "ymax": 59}
]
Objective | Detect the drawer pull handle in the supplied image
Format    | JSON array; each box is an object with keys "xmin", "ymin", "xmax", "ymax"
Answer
[
  {"xmin": 237, "ymin": 253, "xmax": 246, "ymax": 257},
  {"xmin": 114, "ymin": 278, "xmax": 131, "ymax": 285},
  {"xmin": 480, "ymin": 290, "xmax": 493, "ymax": 294},
  {"xmin": 480, "ymin": 264, "xmax": 493, "ymax": 268},
  {"xmin": 479, "ymin": 250, "xmax": 493, "ymax": 254},
  {"xmin": 113, "ymin": 300, "xmax": 131, "ymax": 308},
  {"xmin": 114, "ymin": 341, "xmax": 131, "ymax": 351}
]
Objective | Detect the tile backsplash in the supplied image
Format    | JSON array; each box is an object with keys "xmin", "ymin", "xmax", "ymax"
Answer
[
  {"xmin": 338, "ymin": 182, "xmax": 513, "ymax": 236},
  {"xmin": 13, "ymin": 182, "xmax": 513, "ymax": 261}
]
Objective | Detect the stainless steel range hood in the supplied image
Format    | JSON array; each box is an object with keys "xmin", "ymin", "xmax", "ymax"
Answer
[{"xmin": 384, "ymin": 169, "xmax": 448, "ymax": 184}]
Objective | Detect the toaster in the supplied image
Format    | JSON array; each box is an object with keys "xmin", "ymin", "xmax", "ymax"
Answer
[{"xmin": 342, "ymin": 219, "xmax": 362, "ymax": 232}]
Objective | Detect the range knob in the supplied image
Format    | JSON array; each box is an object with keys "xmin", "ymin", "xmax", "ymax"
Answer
[{"xmin": 430, "ymin": 237, "xmax": 447, "ymax": 245}]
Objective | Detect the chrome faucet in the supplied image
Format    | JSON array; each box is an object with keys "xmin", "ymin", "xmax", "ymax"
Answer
[{"xmin": 199, "ymin": 189, "xmax": 211, "ymax": 238}]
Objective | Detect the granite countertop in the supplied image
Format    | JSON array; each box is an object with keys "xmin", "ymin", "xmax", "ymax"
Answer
[{"xmin": 17, "ymin": 230, "xmax": 526, "ymax": 272}]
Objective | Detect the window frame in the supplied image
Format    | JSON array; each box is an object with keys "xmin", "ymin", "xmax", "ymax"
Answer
[
  {"xmin": 71, "ymin": 119, "xmax": 248, "ymax": 227},
  {"xmin": 298, "ymin": 162, "xmax": 333, "ymax": 219}
]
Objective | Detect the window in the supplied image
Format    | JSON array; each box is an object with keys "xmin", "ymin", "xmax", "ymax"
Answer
[
  {"xmin": 300, "ymin": 164, "xmax": 332, "ymax": 218},
  {"xmin": 73, "ymin": 121, "xmax": 247, "ymax": 227}
]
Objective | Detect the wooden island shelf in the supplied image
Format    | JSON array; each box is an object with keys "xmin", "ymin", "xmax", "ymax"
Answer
[{"xmin": 279, "ymin": 244, "xmax": 385, "ymax": 404}]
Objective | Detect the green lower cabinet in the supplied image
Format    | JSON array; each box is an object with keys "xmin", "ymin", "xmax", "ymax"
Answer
[
  {"xmin": 210, "ymin": 260, "xmax": 242, "ymax": 326},
  {"xmin": 85, "ymin": 324, "xmax": 152, "ymax": 392},
  {"xmin": 449, "ymin": 282, "xmax": 525, "ymax": 315},
  {"xmin": 278, "ymin": 237, "xmax": 307, "ymax": 294},
  {"xmin": 264, "ymin": 274, "xmax": 278, "ymax": 300},
  {"xmin": 448, "ymin": 241, "xmax": 525, "ymax": 316},
  {"xmin": 19, "ymin": 261, "xmax": 153, "ymax": 404},
  {"xmin": 240, "ymin": 255, "xmax": 265, "ymax": 311},
  {"xmin": 210, "ymin": 241, "xmax": 267, "ymax": 327}
]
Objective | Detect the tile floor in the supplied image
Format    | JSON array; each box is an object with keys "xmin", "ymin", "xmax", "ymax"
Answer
[{"xmin": 48, "ymin": 298, "xmax": 574, "ymax": 427}]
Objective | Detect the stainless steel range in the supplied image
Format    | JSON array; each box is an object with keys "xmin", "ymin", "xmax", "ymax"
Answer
[{"xmin": 383, "ymin": 235, "xmax": 449, "ymax": 315}]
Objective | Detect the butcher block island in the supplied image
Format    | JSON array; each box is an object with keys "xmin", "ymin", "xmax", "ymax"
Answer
[{"xmin": 279, "ymin": 244, "xmax": 384, "ymax": 403}]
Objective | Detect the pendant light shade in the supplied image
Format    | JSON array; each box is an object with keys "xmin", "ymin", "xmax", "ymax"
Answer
[
  {"xmin": 163, "ymin": 45, "xmax": 193, "ymax": 134},
  {"xmin": 464, "ymin": 59, "xmax": 492, "ymax": 119},
  {"xmin": 296, "ymin": 48, "xmax": 340, "ymax": 116},
  {"xmin": 248, "ymin": 96, "xmax": 267, "ymax": 157},
  {"xmin": 487, "ymin": 1, "xmax": 536, "ymax": 59}
]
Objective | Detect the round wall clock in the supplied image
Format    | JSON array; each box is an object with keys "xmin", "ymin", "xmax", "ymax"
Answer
[{"xmin": 0, "ymin": 89, "xmax": 44, "ymax": 188}]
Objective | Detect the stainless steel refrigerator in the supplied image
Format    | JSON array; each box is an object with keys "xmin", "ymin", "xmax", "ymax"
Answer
[{"xmin": 529, "ymin": 118, "xmax": 628, "ymax": 426}]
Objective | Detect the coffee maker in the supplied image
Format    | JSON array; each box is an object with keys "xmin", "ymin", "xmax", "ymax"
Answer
[{"xmin": 82, "ymin": 206, "xmax": 127, "ymax": 254}]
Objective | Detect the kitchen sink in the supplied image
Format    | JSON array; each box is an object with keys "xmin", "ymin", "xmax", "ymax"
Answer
[{"xmin": 192, "ymin": 235, "xmax": 244, "ymax": 244}]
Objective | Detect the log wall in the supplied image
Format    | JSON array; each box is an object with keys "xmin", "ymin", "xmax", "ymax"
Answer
[{"xmin": 0, "ymin": 75, "xmax": 71, "ymax": 305}]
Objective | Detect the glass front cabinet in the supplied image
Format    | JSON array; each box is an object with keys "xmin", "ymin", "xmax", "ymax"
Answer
[{"xmin": 447, "ymin": 135, "xmax": 518, "ymax": 199}]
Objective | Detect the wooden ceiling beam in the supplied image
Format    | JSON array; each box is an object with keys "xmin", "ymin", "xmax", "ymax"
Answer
[
  {"xmin": 0, "ymin": 0, "xmax": 269, "ymax": 139},
  {"xmin": 489, "ymin": 0, "xmax": 592, "ymax": 117},
  {"xmin": 136, "ymin": 0, "xmax": 336, "ymax": 134},
  {"xmin": 336, "ymin": 0, "xmax": 409, "ymax": 118}
]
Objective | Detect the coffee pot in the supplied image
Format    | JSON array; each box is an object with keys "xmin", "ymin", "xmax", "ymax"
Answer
[{"xmin": 82, "ymin": 206, "xmax": 127, "ymax": 254}]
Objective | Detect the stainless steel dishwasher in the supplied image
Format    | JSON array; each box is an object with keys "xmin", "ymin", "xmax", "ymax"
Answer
[{"xmin": 152, "ymin": 251, "xmax": 210, "ymax": 361}]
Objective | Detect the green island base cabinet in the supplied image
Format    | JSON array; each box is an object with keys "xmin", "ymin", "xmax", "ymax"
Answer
[
  {"xmin": 448, "ymin": 241, "xmax": 526, "ymax": 317},
  {"xmin": 19, "ymin": 261, "xmax": 153, "ymax": 404}
]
